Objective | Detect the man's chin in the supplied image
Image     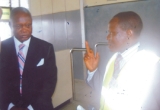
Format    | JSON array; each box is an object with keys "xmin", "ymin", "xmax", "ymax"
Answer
[
  {"xmin": 19, "ymin": 37, "xmax": 30, "ymax": 42},
  {"xmin": 108, "ymin": 47, "xmax": 117, "ymax": 53}
]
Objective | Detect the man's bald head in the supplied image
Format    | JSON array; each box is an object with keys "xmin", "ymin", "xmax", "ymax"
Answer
[
  {"xmin": 10, "ymin": 7, "xmax": 32, "ymax": 22},
  {"xmin": 10, "ymin": 7, "xmax": 32, "ymax": 42},
  {"xmin": 107, "ymin": 11, "xmax": 143, "ymax": 52},
  {"xmin": 111, "ymin": 11, "xmax": 143, "ymax": 37}
]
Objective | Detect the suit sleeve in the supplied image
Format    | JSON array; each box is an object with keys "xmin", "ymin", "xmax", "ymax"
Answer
[
  {"xmin": 87, "ymin": 69, "xmax": 103, "ymax": 92},
  {"xmin": 34, "ymin": 44, "xmax": 57, "ymax": 109}
]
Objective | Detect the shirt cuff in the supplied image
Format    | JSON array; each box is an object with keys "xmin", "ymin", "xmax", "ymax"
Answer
[
  {"xmin": 28, "ymin": 105, "xmax": 34, "ymax": 110},
  {"xmin": 87, "ymin": 68, "xmax": 97, "ymax": 82},
  {"xmin": 8, "ymin": 103, "xmax": 14, "ymax": 110}
]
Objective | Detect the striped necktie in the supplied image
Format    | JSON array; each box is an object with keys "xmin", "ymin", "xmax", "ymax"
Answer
[
  {"xmin": 18, "ymin": 44, "xmax": 25, "ymax": 95},
  {"xmin": 113, "ymin": 54, "xmax": 123, "ymax": 79},
  {"xmin": 109, "ymin": 54, "xmax": 123, "ymax": 88},
  {"xmin": 100, "ymin": 54, "xmax": 123, "ymax": 110}
]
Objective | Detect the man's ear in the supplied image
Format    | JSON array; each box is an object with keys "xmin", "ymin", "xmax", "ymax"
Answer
[
  {"xmin": 9, "ymin": 21, "xmax": 13, "ymax": 36},
  {"xmin": 9, "ymin": 21, "xmax": 11, "ymax": 28},
  {"xmin": 127, "ymin": 29, "xmax": 133, "ymax": 36}
]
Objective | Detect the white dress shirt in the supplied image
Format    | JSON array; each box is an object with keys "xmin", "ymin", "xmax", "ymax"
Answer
[
  {"xmin": 87, "ymin": 42, "xmax": 140, "ymax": 82},
  {"xmin": 8, "ymin": 37, "xmax": 33, "ymax": 110},
  {"xmin": 14, "ymin": 36, "xmax": 31, "ymax": 57}
]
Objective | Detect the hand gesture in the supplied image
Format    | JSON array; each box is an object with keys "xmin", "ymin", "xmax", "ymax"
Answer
[{"xmin": 84, "ymin": 41, "xmax": 100, "ymax": 72}]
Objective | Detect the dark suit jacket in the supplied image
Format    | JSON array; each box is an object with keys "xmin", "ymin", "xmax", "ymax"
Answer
[{"xmin": 0, "ymin": 36, "xmax": 57, "ymax": 110}]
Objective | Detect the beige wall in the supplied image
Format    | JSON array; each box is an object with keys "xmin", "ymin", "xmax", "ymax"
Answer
[
  {"xmin": 29, "ymin": 0, "xmax": 138, "ymax": 16},
  {"xmin": 29, "ymin": 0, "xmax": 80, "ymax": 16}
]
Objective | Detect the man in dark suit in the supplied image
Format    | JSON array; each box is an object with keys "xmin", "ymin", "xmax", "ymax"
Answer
[{"xmin": 0, "ymin": 7, "xmax": 57, "ymax": 110}]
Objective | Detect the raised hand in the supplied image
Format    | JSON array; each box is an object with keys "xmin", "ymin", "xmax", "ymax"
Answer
[{"xmin": 84, "ymin": 41, "xmax": 100, "ymax": 72}]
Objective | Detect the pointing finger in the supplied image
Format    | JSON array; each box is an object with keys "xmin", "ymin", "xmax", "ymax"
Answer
[{"xmin": 85, "ymin": 41, "xmax": 91, "ymax": 54}]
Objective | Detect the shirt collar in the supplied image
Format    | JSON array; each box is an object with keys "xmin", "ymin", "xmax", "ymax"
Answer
[
  {"xmin": 118, "ymin": 42, "xmax": 140, "ymax": 61},
  {"xmin": 13, "ymin": 36, "xmax": 31, "ymax": 47}
]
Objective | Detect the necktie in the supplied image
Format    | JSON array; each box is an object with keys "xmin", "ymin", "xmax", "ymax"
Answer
[
  {"xmin": 113, "ymin": 54, "xmax": 123, "ymax": 79},
  {"xmin": 18, "ymin": 44, "xmax": 25, "ymax": 95},
  {"xmin": 100, "ymin": 54, "xmax": 123, "ymax": 110},
  {"xmin": 109, "ymin": 54, "xmax": 123, "ymax": 88}
]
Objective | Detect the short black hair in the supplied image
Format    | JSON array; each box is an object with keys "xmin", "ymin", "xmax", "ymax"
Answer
[
  {"xmin": 112, "ymin": 11, "xmax": 143, "ymax": 37},
  {"xmin": 10, "ymin": 7, "xmax": 32, "ymax": 21}
]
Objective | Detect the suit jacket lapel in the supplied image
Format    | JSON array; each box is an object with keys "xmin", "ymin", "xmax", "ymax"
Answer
[{"xmin": 23, "ymin": 36, "xmax": 41, "ymax": 73}]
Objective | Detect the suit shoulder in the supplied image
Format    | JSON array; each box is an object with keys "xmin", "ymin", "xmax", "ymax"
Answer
[
  {"xmin": 31, "ymin": 36, "xmax": 53, "ymax": 46},
  {"xmin": 1, "ymin": 37, "xmax": 13, "ymax": 45}
]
